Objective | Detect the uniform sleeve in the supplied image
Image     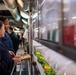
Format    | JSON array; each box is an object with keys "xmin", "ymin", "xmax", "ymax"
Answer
[
  {"xmin": 8, "ymin": 34, "xmax": 14, "ymax": 52},
  {"xmin": 0, "ymin": 49, "xmax": 14, "ymax": 74},
  {"xmin": 2, "ymin": 32, "xmax": 15, "ymax": 52}
]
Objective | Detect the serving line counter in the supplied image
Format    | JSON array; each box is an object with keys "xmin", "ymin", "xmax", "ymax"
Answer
[{"xmin": 33, "ymin": 40, "xmax": 76, "ymax": 75}]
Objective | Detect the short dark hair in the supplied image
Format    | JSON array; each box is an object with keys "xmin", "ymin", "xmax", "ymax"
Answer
[
  {"xmin": 0, "ymin": 16, "xmax": 7, "ymax": 23},
  {"xmin": 0, "ymin": 20, "xmax": 3, "ymax": 28}
]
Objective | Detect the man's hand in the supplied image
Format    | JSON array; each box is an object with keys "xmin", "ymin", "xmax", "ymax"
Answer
[
  {"xmin": 9, "ymin": 51, "xmax": 15, "ymax": 58},
  {"xmin": 13, "ymin": 57, "xmax": 21, "ymax": 65},
  {"xmin": 15, "ymin": 55, "xmax": 21, "ymax": 58}
]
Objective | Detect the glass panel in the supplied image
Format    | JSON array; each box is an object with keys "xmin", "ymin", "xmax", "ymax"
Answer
[
  {"xmin": 33, "ymin": 19, "xmax": 38, "ymax": 39},
  {"xmin": 32, "ymin": 0, "xmax": 38, "ymax": 39},
  {"xmin": 38, "ymin": 0, "xmax": 59, "ymax": 42},
  {"xmin": 63, "ymin": 0, "xmax": 76, "ymax": 46}
]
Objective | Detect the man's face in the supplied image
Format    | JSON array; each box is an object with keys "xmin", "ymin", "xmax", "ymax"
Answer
[{"xmin": 4, "ymin": 19, "xmax": 10, "ymax": 31}]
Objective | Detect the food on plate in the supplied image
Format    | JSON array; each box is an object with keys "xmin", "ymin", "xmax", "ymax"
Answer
[{"xmin": 21, "ymin": 54, "xmax": 31, "ymax": 60}]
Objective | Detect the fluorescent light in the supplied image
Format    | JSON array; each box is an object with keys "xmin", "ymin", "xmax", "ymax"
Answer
[
  {"xmin": 20, "ymin": 11, "xmax": 29, "ymax": 19},
  {"xmin": 22, "ymin": 19, "xmax": 28, "ymax": 25},
  {"xmin": 14, "ymin": 27, "xmax": 20, "ymax": 31},
  {"xmin": 32, "ymin": 13, "xmax": 38, "ymax": 19},
  {"xmin": 72, "ymin": 16, "xmax": 76, "ymax": 19}
]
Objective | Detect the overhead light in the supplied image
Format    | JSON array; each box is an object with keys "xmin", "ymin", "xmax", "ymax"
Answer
[
  {"xmin": 72, "ymin": 16, "xmax": 76, "ymax": 19},
  {"xmin": 32, "ymin": 12, "xmax": 38, "ymax": 19},
  {"xmin": 20, "ymin": 11, "xmax": 29, "ymax": 19},
  {"xmin": 22, "ymin": 19, "xmax": 28, "ymax": 25},
  {"xmin": 14, "ymin": 27, "xmax": 20, "ymax": 31}
]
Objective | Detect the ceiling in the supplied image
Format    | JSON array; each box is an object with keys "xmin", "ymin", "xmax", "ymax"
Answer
[
  {"xmin": 0, "ymin": 0, "xmax": 25, "ymax": 29},
  {"xmin": 0, "ymin": 0, "xmax": 36, "ymax": 30}
]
